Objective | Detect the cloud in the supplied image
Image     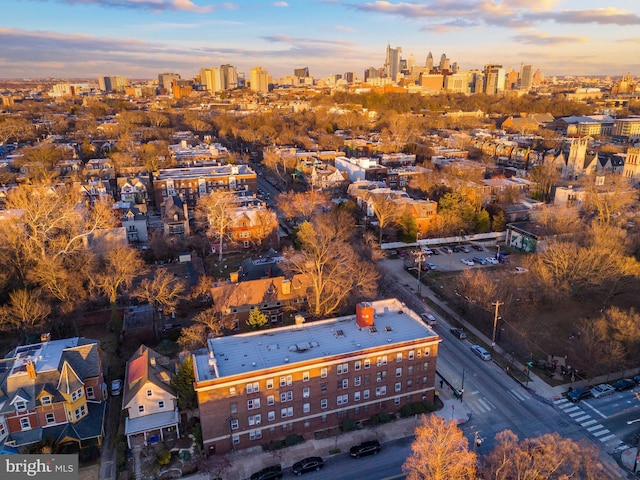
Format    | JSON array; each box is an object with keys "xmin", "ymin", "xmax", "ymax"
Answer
[
  {"xmin": 34, "ymin": 0, "xmax": 238, "ymax": 13},
  {"xmin": 335, "ymin": 24, "xmax": 357, "ymax": 32},
  {"xmin": 530, "ymin": 8, "xmax": 640, "ymax": 26},
  {"xmin": 512, "ymin": 32, "xmax": 588, "ymax": 45},
  {"xmin": 260, "ymin": 34, "xmax": 355, "ymax": 46},
  {"xmin": 271, "ymin": 1, "xmax": 288, "ymax": 6},
  {"xmin": 421, "ymin": 18, "xmax": 480, "ymax": 33},
  {"xmin": 615, "ymin": 37, "xmax": 640, "ymax": 43}
]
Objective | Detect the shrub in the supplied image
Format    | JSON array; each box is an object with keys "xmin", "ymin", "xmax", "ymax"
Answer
[
  {"xmin": 399, "ymin": 404, "xmax": 414, "ymax": 418},
  {"xmin": 285, "ymin": 434, "xmax": 303, "ymax": 447},
  {"xmin": 378, "ymin": 412, "xmax": 391, "ymax": 423},
  {"xmin": 342, "ymin": 418, "xmax": 357, "ymax": 432},
  {"xmin": 156, "ymin": 448, "xmax": 172, "ymax": 466}
]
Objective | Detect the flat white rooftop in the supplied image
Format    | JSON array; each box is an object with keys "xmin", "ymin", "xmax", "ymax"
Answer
[{"xmin": 194, "ymin": 298, "xmax": 437, "ymax": 382}]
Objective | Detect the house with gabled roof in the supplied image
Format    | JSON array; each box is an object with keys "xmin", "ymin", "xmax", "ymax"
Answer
[
  {"xmin": 0, "ymin": 336, "xmax": 106, "ymax": 452},
  {"xmin": 122, "ymin": 345, "xmax": 179, "ymax": 448}
]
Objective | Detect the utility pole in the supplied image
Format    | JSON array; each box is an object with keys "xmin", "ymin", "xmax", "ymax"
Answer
[
  {"xmin": 491, "ymin": 301, "xmax": 504, "ymax": 352},
  {"xmin": 416, "ymin": 251, "xmax": 425, "ymax": 296}
]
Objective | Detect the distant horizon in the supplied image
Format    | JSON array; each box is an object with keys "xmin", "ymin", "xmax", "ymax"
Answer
[{"xmin": 3, "ymin": 1, "xmax": 640, "ymax": 80}]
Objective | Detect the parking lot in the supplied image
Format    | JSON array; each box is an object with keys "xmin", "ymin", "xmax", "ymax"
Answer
[{"xmin": 396, "ymin": 243, "xmax": 508, "ymax": 272}]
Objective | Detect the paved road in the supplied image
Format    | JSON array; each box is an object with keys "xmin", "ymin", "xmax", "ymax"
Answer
[{"xmin": 99, "ymin": 393, "xmax": 121, "ymax": 480}]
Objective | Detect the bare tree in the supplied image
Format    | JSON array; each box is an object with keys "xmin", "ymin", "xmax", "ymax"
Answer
[
  {"xmin": 0, "ymin": 289, "xmax": 51, "ymax": 334},
  {"xmin": 402, "ymin": 414, "xmax": 477, "ymax": 480},
  {"xmin": 195, "ymin": 190, "xmax": 237, "ymax": 261},
  {"xmin": 191, "ymin": 307, "xmax": 237, "ymax": 337},
  {"xmin": 579, "ymin": 175, "xmax": 637, "ymax": 225},
  {"xmin": 276, "ymin": 190, "xmax": 330, "ymax": 223},
  {"xmin": 133, "ymin": 268, "xmax": 185, "ymax": 311},
  {"xmin": 177, "ymin": 324, "xmax": 208, "ymax": 351},
  {"xmin": 528, "ymin": 162, "xmax": 561, "ymax": 203},
  {"xmin": 367, "ymin": 191, "xmax": 399, "ymax": 244}
]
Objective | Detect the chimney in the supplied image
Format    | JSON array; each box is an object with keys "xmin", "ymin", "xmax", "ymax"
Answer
[
  {"xmin": 26, "ymin": 360, "xmax": 37, "ymax": 380},
  {"xmin": 150, "ymin": 356, "xmax": 156, "ymax": 367},
  {"xmin": 356, "ymin": 302, "xmax": 375, "ymax": 328},
  {"xmin": 281, "ymin": 279, "xmax": 291, "ymax": 295},
  {"xmin": 229, "ymin": 271, "xmax": 239, "ymax": 283}
]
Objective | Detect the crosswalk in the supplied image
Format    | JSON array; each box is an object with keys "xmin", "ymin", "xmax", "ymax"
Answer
[
  {"xmin": 553, "ymin": 397, "xmax": 626, "ymax": 450},
  {"xmin": 466, "ymin": 388, "xmax": 530, "ymax": 414}
]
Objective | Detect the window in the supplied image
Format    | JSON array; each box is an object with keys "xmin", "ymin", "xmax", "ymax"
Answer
[
  {"xmin": 138, "ymin": 405, "xmax": 145, "ymax": 413},
  {"xmin": 246, "ymin": 382, "xmax": 259, "ymax": 394},
  {"xmin": 322, "ymin": 414, "xmax": 327, "ymax": 423},
  {"xmin": 337, "ymin": 394, "xmax": 348, "ymax": 405},
  {"xmin": 281, "ymin": 407, "xmax": 293, "ymax": 418},
  {"xmin": 395, "ymin": 382, "xmax": 401, "ymax": 392},
  {"xmin": 364, "ymin": 374, "xmax": 370, "ymax": 384},
  {"xmin": 376, "ymin": 371, "xmax": 386, "ymax": 382},
  {"xmin": 423, "ymin": 362, "xmax": 429, "ymax": 371},
  {"xmin": 247, "ymin": 399, "xmax": 260, "ymax": 410},
  {"xmin": 396, "ymin": 353, "xmax": 403, "ymax": 363},
  {"xmin": 280, "ymin": 391, "xmax": 293, "ymax": 402},
  {"xmin": 230, "ymin": 419, "xmax": 239, "ymax": 430},
  {"xmin": 355, "ymin": 360, "xmax": 361, "ymax": 371},
  {"xmin": 158, "ymin": 401, "xmax": 165, "ymax": 409},
  {"xmin": 321, "ymin": 383, "xmax": 327, "ymax": 393},
  {"xmin": 408, "ymin": 350, "xmax": 415, "ymax": 360},
  {"xmin": 229, "ymin": 387, "xmax": 237, "ymax": 396},
  {"xmin": 15, "ymin": 400, "xmax": 27, "ymax": 412},
  {"xmin": 337, "ymin": 363, "xmax": 348, "ymax": 374},
  {"xmin": 146, "ymin": 389, "xmax": 152, "ymax": 397},
  {"xmin": 341, "ymin": 379, "xmax": 348, "ymax": 389},
  {"xmin": 396, "ymin": 367, "xmax": 402, "ymax": 377},
  {"xmin": 375, "ymin": 386, "xmax": 387, "ymax": 397},
  {"xmin": 75, "ymin": 405, "xmax": 86, "ymax": 420},
  {"xmin": 394, "ymin": 397, "xmax": 401, "ymax": 406},
  {"xmin": 0, "ymin": 424, "xmax": 5, "ymax": 437},
  {"xmin": 20, "ymin": 418, "xmax": 30, "ymax": 430},
  {"xmin": 86, "ymin": 387, "xmax": 95, "ymax": 399},
  {"xmin": 41, "ymin": 396, "xmax": 52, "ymax": 405},
  {"xmin": 320, "ymin": 399, "xmax": 328, "ymax": 409},
  {"xmin": 249, "ymin": 429, "xmax": 262, "ymax": 441},
  {"xmin": 364, "ymin": 389, "xmax": 370, "ymax": 399},
  {"xmin": 303, "ymin": 371, "xmax": 310, "ymax": 382},
  {"xmin": 424, "ymin": 348, "xmax": 430, "ymax": 357},
  {"xmin": 45, "ymin": 413, "xmax": 55, "ymax": 424},
  {"xmin": 303, "ymin": 403, "xmax": 310, "ymax": 413},
  {"xmin": 268, "ymin": 411, "xmax": 275, "ymax": 421},
  {"xmin": 266, "ymin": 378, "xmax": 274, "ymax": 389},
  {"xmin": 267, "ymin": 395, "xmax": 275, "ymax": 406},
  {"xmin": 303, "ymin": 387, "xmax": 310, "ymax": 398},
  {"xmin": 71, "ymin": 389, "xmax": 83, "ymax": 402},
  {"xmin": 231, "ymin": 403, "xmax": 237, "ymax": 414},
  {"xmin": 354, "ymin": 376, "xmax": 361, "ymax": 387},
  {"xmin": 364, "ymin": 359, "xmax": 370, "ymax": 369},
  {"xmin": 407, "ymin": 380, "xmax": 413, "ymax": 388},
  {"xmin": 232, "ymin": 435, "xmax": 240, "ymax": 445},
  {"xmin": 376, "ymin": 356, "xmax": 387, "ymax": 366},
  {"xmin": 417, "ymin": 349, "xmax": 422, "ymax": 357},
  {"xmin": 354, "ymin": 391, "xmax": 361, "ymax": 401},
  {"xmin": 248, "ymin": 414, "xmax": 261, "ymax": 426},
  {"xmin": 280, "ymin": 375, "xmax": 292, "ymax": 387},
  {"xmin": 408, "ymin": 366, "xmax": 413, "ymax": 375}
]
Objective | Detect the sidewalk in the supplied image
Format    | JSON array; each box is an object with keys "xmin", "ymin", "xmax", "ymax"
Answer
[{"xmin": 220, "ymin": 389, "xmax": 471, "ymax": 479}]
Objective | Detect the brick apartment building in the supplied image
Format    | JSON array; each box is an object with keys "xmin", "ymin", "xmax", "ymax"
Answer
[{"xmin": 193, "ymin": 298, "xmax": 440, "ymax": 454}]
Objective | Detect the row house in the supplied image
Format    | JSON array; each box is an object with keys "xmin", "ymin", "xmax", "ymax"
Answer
[
  {"xmin": 193, "ymin": 299, "xmax": 440, "ymax": 454},
  {"xmin": 0, "ymin": 336, "xmax": 106, "ymax": 452},
  {"xmin": 120, "ymin": 204, "xmax": 149, "ymax": 243},
  {"xmin": 210, "ymin": 274, "xmax": 311, "ymax": 332},
  {"xmin": 153, "ymin": 165, "xmax": 257, "ymax": 209},
  {"xmin": 227, "ymin": 204, "xmax": 278, "ymax": 250},
  {"xmin": 118, "ymin": 177, "xmax": 149, "ymax": 204}
]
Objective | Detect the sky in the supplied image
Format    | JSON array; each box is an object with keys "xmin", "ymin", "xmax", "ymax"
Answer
[{"xmin": 2, "ymin": 0, "xmax": 640, "ymax": 81}]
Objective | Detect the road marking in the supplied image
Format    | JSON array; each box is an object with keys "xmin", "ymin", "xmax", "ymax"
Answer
[
  {"xmin": 507, "ymin": 389, "xmax": 528, "ymax": 401},
  {"xmin": 599, "ymin": 434, "xmax": 617, "ymax": 442},
  {"xmin": 581, "ymin": 419, "xmax": 597, "ymax": 427},
  {"xmin": 573, "ymin": 414, "xmax": 591, "ymax": 422},
  {"xmin": 553, "ymin": 398, "xmax": 569, "ymax": 405},
  {"xmin": 593, "ymin": 429, "xmax": 611, "ymax": 437},
  {"xmin": 587, "ymin": 424, "xmax": 604, "ymax": 432},
  {"xmin": 569, "ymin": 410, "xmax": 586, "ymax": 417},
  {"xmin": 563, "ymin": 406, "xmax": 580, "ymax": 413},
  {"xmin": 582, "ymin": 402, "xmax": 607, "ymax": 419}
]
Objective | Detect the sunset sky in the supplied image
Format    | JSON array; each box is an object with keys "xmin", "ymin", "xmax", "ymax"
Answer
[{"xmin": 2, "ymin": 0, "xmax": 639, "ymax": 80}]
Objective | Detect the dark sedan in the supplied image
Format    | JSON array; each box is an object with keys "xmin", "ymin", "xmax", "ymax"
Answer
[
  {"xmin": 292, "ymin": 456, "xmax": 324, "ymax": 475},
  {"xmin": 566, "ymin": 387, "xmax": 593, "ymax": 403},
  {"xmin": 612, "ymin": 378, "xmax": 636, "ymax": 391},
  {"xmin": 349, "ymin": 440, "xmax": 381, "ymax": 458}
]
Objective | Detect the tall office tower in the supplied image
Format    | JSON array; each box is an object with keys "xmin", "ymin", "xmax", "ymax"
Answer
[
  {"xmin": 470, "ymin": 71, "xmax": 485, "ymax": 94},
  {"xmin": 220, "ymin": 64, "xmax": 238, "ymax": 90},
  {"xmin": 98, "ymin": 76, "xmax": 128, "ymax": 92},
  {"xmin": 158, "ymin": 73, "xmax": 180, "ymax": 94},
  {"xmin": 444, "ymin": 74, "xmax": 470, "ymax": 94},
  {"xmin": 384, "ymin": 43, "xmax": 402, "ymax": 82},
  {"xmin": 484, "ymin": 64, "xmax": 505, "ymax": 94},
  {"xmin": 344, "ymin": 72, "xmax": 355, "ymax": 83},
  {"xmin": 364, "ymin": 67, "xmax": 378, "ymax": 82},
  {"xmin": 519, "ymin": 64, "xmax": 533, "ymax": 90},
  {"xmin": 506, "ymin": 69, "xmax": 519, "ymax": 90},
  {"xmin": 200, "ymin": 68, "xmax": 212, "ymax": 90},
  {"xmin": 97, "ymin": 76, "xmax": 112, "ymax": 92},
  {"xmin": 439, "ymin": 54, "xmax": 450, "ymax": 72},
  {"xmin": 426, "ymin": 52, "xmax": 433, "ymax": 72},
  {"xmin": 249, "ymin": 66, "xmax": 269, "ymax": 93},
  {"xmin": 451, "ymin": 62, "xmax": 458, "ymax": 74},
  {"xmin": 407, "ymin": 54, "xmax": 415, "ymax": 72},
  {"xmin": 294, "ymin": 67, "xmax": 310, "ymax": 79}
]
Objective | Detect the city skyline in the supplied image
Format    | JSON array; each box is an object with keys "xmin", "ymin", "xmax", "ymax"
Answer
[{"xmin": 2, "ymin": 0, "xmax": 640, "ymax": 80}]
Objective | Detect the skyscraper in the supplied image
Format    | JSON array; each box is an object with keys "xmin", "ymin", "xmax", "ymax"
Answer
[
  {"xmin": 519, "ymin": 64, "xmax": 534, "ymax": 90},
  {"xmin": 158, "ymin": 73, "xmax": 180, "ymax": 94},
  {"xmin": 439, "ymin": 53, "xmax": 450, "ymax": 72},
  {"xmin": 294, "ymin": 67, "xmax": 310, "ymax": 79},
  {"xmin": 426, "ymin": 52, "xmax": 433, "ymax": 72},
  {"xmin": 384, "ymin": 43, "xmax": 402, "ymax": 82},
  {"xmin": 220, "ymin": 64, "xmax": 238, "ymax": 90},
  {"xmin": 249, "ymin": 67, "xmax": 269, "ymax": 93},
  {"xmin": 484, "ymin": 64, "xmax": 505, "ymax": 94}
]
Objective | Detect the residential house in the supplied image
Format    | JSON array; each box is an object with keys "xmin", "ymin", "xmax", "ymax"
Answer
[
  {"xmin": 120, "ymin": 204, "xmax": 149, "ymax": 243},
  {"xmin": 118, "ymin": 177, "xmax": 149, "ymax": 204},
  {"xmin": 122, "ymin": 345, "xmax": 179, "ymax": 448},
  {"xmin": 161, "ymin": 195, "xmax": 190, "ymax": 241},
  {"xmin": 227, "ymin": 204, "xmax": 278, "ymax": 250},
  {"xmin": 210, "ymin": 274, "xmax": 311, "ymax": 331},
  {"xmin": 0, "ymin": 336, "xmax": 106, "ymax": 452},
  {"xmin": 192, "ymin": 299, "xmax": 440, "ymax": 454}
]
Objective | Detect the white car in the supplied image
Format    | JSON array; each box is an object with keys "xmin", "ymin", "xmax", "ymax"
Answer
[
  {"xmin": 485, "ymin": 257, "xmax": 499, "ymax": 265},
  {"xmin": 590, "ymin": 383, "xmax": 615, "ymax": 399},
  {"xmin": 111, "ymin": 379, "xmax": 122, "ymax": 396},
  {"xmin": 421, "ymin": 313, "xmax": 437, "ymax": 326},
  {"xmin": 470, "ymin": 344, "xmax": 492, "ymax": 361},
  {"xmin": 460, "ymin": 258, "xmax": 475, "ymax": 266}
]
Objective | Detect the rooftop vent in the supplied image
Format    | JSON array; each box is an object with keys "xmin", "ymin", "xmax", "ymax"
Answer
[
  {"xmin": 369, "ymin": 326, "xmax": 378, "ymax": 334},
  {"xmin": 335, "ymin": 329, "xmax": 345, "ymax": 338}
]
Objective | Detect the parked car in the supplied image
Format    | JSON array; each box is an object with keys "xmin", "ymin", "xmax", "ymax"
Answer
[
  {"xmin": 292, "ymin": 457, "xmax": 324, "ymax": 475},
  {"xmin": 513, "ymin": 267, "xmax": 529, "ymax": 274},
  {"xmin": 431, "ymin": 248, "xmax": 441, "ymax": 255},
  {"xmin": 452, "ymin": 245, "xmax": 461, "ymax": 253},
  {"xmin": 485, "ymin": 257, "xmax": 499, "ymax": 265},
  {"xmin": 612, "ymin": 378, "xmax": 635, "ymax": 391},
  {"xmin": 470, "ymin": 344, "xmax": 492, "ymax": 361},
  {"xmin": 350, "ymin": 440, "xmax": 381, "ymax": 458},
  {"xmin": 450, "ymin": 328, "xmax": 467, "ymax": 339},
  {"xmin": 426, "ymin": 263, "xmax": 436, "ymax": 270},
  {"xmin": 460, "ymin": 258, "xmax": 475, "ymax": 266},
  {"xmin": 461, "ymin": 245, "xmax": 470, "ymax": 253},
  {"xmin": 442, "ymin": 246, "xmax": 453, "ymax": 254},
  {"xmin": 566, "ymin": 387, "xmax": 593, "ymax": 403},
  {"xmin": 472, "ymin": 257, "xmax": 487, "ymax": 265},
  {"xmin": 110, "ymin": 379, "xmax": 122, "ymax": 396},
  {"xmin": 634, "ymin": 374, "xmax": 640, "ymax": 384},
  {"xmin": 421, "ymin": 313, "xmax": 437, "ymax": 326},
  {"xmin": 421, "ymin": 247, "xmax": 433, "ymax": 255},
  {"xmin": 250, "ymin": 464, "xmax": 283, "ymax": 480},
  {"xmin": 591, "ymin": 383, "xmax": 615, "ymax": 399},
  {"xmin": 472, "ymin": 244, "xmax": 484, "ymax": 251}
]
